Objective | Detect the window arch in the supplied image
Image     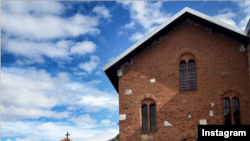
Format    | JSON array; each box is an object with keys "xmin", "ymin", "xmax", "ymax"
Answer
[
  {"xmin": 232, "ymin": 97, "xmax": 241, "ymax": 125},
  {"xmin": 179, "ymin": 60, "xmax": 196, "ymax": 91},
  {"xmin": 141, "ymin": 99, "xmax": 157, "ymax": 132},
  {"xmin": 223, "ymin": 98, "xmax": 231, "ymax": 125}
]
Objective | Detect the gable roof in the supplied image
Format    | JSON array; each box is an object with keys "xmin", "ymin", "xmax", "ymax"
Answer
[{"xmin": 103, "ymin": 7, "xmax": 250, "ymax": 93}]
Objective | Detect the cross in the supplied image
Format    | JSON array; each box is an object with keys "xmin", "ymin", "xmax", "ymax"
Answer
[{"xmin": 65, "ymin": 132, "xmax": 70, "ymax": 139}]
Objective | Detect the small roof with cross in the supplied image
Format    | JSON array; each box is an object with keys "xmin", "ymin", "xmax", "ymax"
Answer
[{"xmin": 65, "ymin": 132, "xmax": 70, "ymax": 138}]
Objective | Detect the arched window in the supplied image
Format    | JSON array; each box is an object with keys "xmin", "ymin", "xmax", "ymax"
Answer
[
  {"xmin": 180, "ymin": 61, "xmax": 187, "ymax": 91},
  {"xmin": 223, "ymin": 97, "xmax": 241, "ymax": 125},
  {"xmin": 180, "ymin": 60, "xmax": 197, "ymax": 91},
  {"xmin": 141, "ymin": 99, "xmax": 157, "ymax": 132},
  {"xmin": 232, "ymin": 98, "xmax": 241, "ymax": 125},
  {"xmin": 223, "ymin": 98, "xmax": 231, "ymax": 125},
  {"xmin": 150, "ymin": 104, "xmax": 156, "ymax": 131},
  {"xmin": 142, "ymin": 105, "xmax": 148, "ymax": 132},
  {"xmin": 188, "ymin": 60, "xmax": 196, "ymax": 90}
]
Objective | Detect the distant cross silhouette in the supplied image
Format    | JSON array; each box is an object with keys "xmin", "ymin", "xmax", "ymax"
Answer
[{"xmin": 65, "ymin": 132, "xmax": 70, "ymax": 139}]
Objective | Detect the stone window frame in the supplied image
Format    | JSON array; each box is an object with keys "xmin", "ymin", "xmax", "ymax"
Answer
[
  {"xmin": 141, "ymin": 98, "xmax": 157, "ymax": 133},
  {"xmin": 179, "ymin": 54, "xmax": 197, "ymax": 91},
  {"xmin": 222, "ymin": 95, "xmax": 241, "ymax": 125}
]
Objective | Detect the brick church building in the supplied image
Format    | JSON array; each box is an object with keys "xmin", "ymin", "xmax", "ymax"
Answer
[{"xmin": 103, "ymin": 7, "xmax": 250, "ymax": 141}]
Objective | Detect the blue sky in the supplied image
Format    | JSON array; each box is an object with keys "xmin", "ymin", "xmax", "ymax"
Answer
[{"xmin": 1, "ymin": 1, "xmax": 250, "ymax": 141}]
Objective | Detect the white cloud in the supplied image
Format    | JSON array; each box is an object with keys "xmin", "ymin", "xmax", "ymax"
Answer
[
  {"xmin": 129, "ymin": 26, "xmax": 158, "ymax": 41},
  {"xmin": 1, "ymin": 1, "xmax": 103, "ymax": 66},
  {"xmin": 69, "ymin": 114, "xmax": 97, "ymax": 128},
  {"xmin": 124, "ymin": 21, "xmax": 135, "ymax": 29},
  {"xmin": 2, "ymin": 38, "xmax": 97, "ymax": 65},
  {"xmin": 1, "ymin": 1, "xmax": 64, "ymax": 15},
  {"xmin": 100, "ymin": 119, "xmax": 111, "ymax": 126},
  {"xmin": 95, "ymin": 70, "xmax": 102, "ymax": 75},
  {"xmin": 1, "ymin": 106, "xmax": 70, "ymax": 121},
  {"xmin": 213, "ymin": 8, "xmax": 237, "ymax": 27},
  {"xmin": 1, "ymin": 67, "xmax": 118, "ymax": 120},
  {"xmin": 107, "ymin": 115, "xmax": 113, "ymax": 118},
  {"xmin": 129, "ymin": 32, "xmax": 145, "ymax": 41},
  {"xmin": 119, "ymin": 1, "xmax": 171, "ymax": 29},
  {"xmin": 1, "ymin": 68, "xmax": 70, "ymax": 120},
  {"xmin": 70, "ymin": 41, "xmax": 97, "ymax": 55},
  {"xmin": 67, "ymin": 106, "xmax": 76, "ymax": 111},
  {"xmin": 118, "ymin": 1, "xmax": 171, "ymax": 41},
  {"xmin": 1, "ymin": 121, "xmax": 118, "ymax": 141},
  {"xmin": 87, "ymin": 80, "xmax": 102, "ymax": 86},
  {"xmin": 117, "ymin": 31, "xmax": 127, "ymax": 37},
  {"xmin": 78, "ymin": 55, "xmax": 100, "ymax": 74},
  {"xmin": 236, "ymin": 1, "xmax": 250, "ymax": 29},
  {"xmin": 73, "ymin": 71, "xmax": 89, "ymax": 76},
  {"xmin": 2, "ymin": 38, "xmax": 71, "ymax": 64},
  {"xmin": 78, "ymin": 96, "xmax": 117, "ymax": 109},
  {"xmin": 1, "ymin": 1, "xmax": 100, "ymax": 40},
  {"xmin": 92, "ymin": 5, "xmax": 112, "ymax": 19}
]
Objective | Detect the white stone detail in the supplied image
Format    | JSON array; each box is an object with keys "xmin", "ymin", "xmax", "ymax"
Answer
[
  {"xmin": 117, "ymin": 69, "xmax": 122, "ymax": 76},
  {"xmin": 188, "ymin": 115, "xmax": 191, "ymax": 119},
  {"xmin": 210, "ymin": 111, "xmax": 213, "ymax": 117},
  {"xmin": 211, "ymin": 103, "xmax": 214, "ymax": 107},
  {"xmin": 125, "ymin": 89, "xmax": 132, "ymax": 95},
  {"xmin": 141, "ymin": 135, "xmax": 148, "ymax": 140},
  {"xmin": 239, "ymin": 45, "xmax": 246, "ymax": 52},
  {"xmin": 164, "ymin": 121, "xmax": 172, "ymax": 126},
  {"xmin": 119, "ymin": 114, "xmax": 126, "ymax": 120},
  {"xmin": 150, "ymin": 78, "xmax": 156, "ymax": 83},
  {"xmin": 199, "ymin": 119, "xmax": 207, "ymax": 125}
]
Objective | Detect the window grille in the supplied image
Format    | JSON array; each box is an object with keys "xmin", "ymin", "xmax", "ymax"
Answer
[{"xmin": 188, "ymin": 61, "xmax": 196, "ymax": 90}]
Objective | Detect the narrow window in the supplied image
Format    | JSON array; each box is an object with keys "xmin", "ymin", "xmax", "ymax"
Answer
[
  {"xmin": 232, "ymin": 98, "xmax": 241, "ymax": 125},
  {"xmin": 180, "ymin": 61, "xmax": 187, "ymax": 91},
  {"xmin": 223, "ymin": 98, "xmax": 231, "ymax": 125},
  {"xmin": 150, "ymin": 104, "xmax": 157, "ymax": 132},
  {"xmin": 142, "ymin": 105, "xmax": 148, "ymax": 132},
  {"xmin": 188, "ymin": 60, "xmax": 196, "ymax": 90}
]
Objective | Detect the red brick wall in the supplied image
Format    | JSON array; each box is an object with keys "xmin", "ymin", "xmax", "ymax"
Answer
[{"xmin": 118, "ymin": 19, "xmax": 250, "ymax": 141}]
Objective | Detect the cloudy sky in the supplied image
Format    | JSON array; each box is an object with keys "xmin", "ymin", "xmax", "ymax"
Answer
[{"xmin": 1, "ymin": 1, "xmax": 250, "ymax": 141}]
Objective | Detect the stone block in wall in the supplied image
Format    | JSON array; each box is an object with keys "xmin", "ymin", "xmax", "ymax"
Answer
[
  {"xmin": 199, "ymin": 119, "xmax": 207, "ymax": 125},
  {"xmin": 150, "ymin": 78, "xmax": 156, "ymax": 83},
  {"xmin": 119, "ymin": 114, "xmax": 126, "ymax": 120},
  {"xmin": 125, "ymin": 89, "xmax": 132, "ymax": 95},
  {"xmin": 117, "ymin": 69, "xmax": 122, "ymax": 76},
  {"xmin": 164, "ymin": 121, "xmax": 172, "ymax": 126},
  {"xmin": 210, "ymin": 111, "xmax": 213, "ymax": 116}
]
